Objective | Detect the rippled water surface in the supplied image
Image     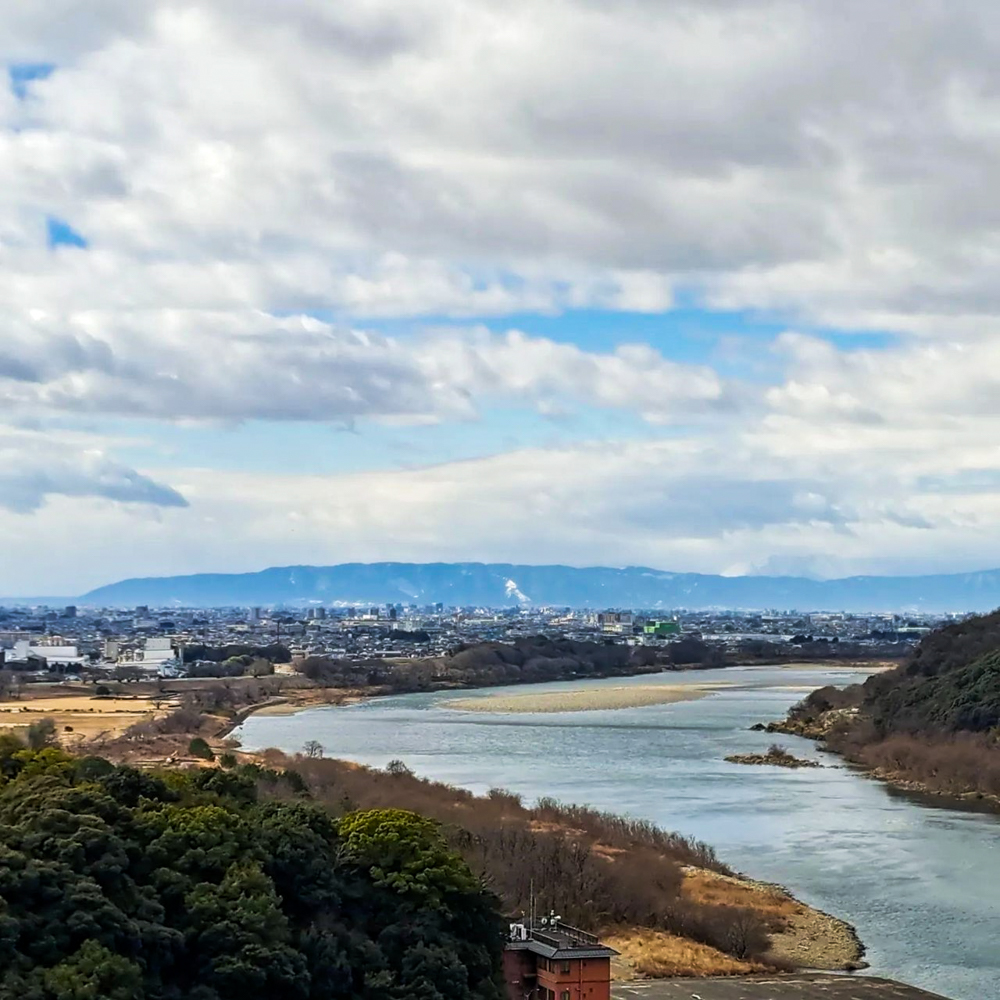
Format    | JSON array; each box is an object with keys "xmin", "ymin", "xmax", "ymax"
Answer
[{"xmin": 235, "ymin": 666, "xmax": 1000, "ymax": 1000}]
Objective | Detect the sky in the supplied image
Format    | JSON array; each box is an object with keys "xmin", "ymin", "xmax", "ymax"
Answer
[{"xmin": 5, "ymin": 1, "xmax": 1000, "ymax": 595}]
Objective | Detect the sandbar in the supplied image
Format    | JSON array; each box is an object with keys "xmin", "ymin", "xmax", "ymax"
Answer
[{"xmin": 444, "ymin": 682, "xmax": 728, "ymax": 714}]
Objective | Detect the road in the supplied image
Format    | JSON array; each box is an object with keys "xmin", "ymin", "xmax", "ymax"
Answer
[{"xmin": 612, "ymin": 975, "xmax": 950, "ymax": 1000}]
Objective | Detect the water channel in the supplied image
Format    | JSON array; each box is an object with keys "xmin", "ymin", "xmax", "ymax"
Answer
[{"xmin": 234, "ymin": 665, "xmax": 1000, "ymax": 1000}]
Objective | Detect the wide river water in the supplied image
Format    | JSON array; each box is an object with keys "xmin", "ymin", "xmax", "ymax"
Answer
[{"xmin": 235, "ymin": 665, "xmax": 1000, "ymax": 1000}]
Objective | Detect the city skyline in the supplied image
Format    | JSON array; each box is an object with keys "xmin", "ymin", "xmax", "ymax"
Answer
[{"xmin": 7, "ymin": 2, "xmax": 1000, "ymax": 593}]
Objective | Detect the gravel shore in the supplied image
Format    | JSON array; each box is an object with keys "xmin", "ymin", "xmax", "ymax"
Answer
[{"xmin": 444, "ymin": 682, "xmax": 728, "ymax": 714}]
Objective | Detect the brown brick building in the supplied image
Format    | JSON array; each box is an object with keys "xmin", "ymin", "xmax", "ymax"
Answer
[{"xmin": 503, "ymin": 919, "xmax": 618, "ymax": 1000}]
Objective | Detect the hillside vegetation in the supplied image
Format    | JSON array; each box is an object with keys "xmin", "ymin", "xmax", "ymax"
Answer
[
  {"xmin": 783, "ymin": 610, "xmax": 1000, "ymax": 798},
  {"xmin": 0, "ymin": 739, "xmax": 503, "ymax": 1000},
  {"xmin": 261, "ymin": 752, "xmax": 856, "ymax": 972}
]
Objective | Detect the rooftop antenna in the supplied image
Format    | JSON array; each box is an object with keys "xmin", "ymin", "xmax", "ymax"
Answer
[{"xmin": 529, "ymin": 877, "xmax": 535, "ymax": 930}]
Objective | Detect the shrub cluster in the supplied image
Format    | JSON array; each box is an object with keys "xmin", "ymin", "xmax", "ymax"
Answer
[{"xmin": 281, "ymin": 753, "xmax": 775, "ymax": 962}]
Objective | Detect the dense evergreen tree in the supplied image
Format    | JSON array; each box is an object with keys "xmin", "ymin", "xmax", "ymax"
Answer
[{"xmin": 0, "ymin": 742, "xmax": 503, "ymax": 1000}]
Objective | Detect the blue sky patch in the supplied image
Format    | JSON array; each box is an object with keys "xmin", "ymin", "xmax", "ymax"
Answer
[
  {"xmin": 9, "ymin": 63, "xmax": 55, "ymax": 99},
  {"xmin": 46, "ymin": 217, "xmax": 88, "ymax": 250}
]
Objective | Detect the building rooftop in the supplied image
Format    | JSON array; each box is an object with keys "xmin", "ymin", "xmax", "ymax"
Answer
[{"xmin": 506, "ymin": 920, "xmax": 619, "ymax": 961}]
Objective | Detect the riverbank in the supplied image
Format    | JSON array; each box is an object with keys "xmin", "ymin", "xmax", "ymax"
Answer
[
  {"xmin": 683, "ymin": 868, "xmax": 863, "ymax": 971},
  {"xmin": 607, "ymin": 866, "xmax": 864, "ymax": 979},
  {"xmin": 762, "ymin": 715, "xmax": 1000, "ymax": 812},
  {"xmin": 269, "ymin": 751, "xmax": 866, "ymax": 979}
]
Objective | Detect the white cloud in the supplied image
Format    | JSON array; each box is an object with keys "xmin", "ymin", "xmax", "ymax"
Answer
[
  {"xmin": 3, "ymin": 0, "xmax": 1000, "ymax": 323},
  {"xmin": 8, "ymin": 1, "xmax": 1000, "ymax": 588},
  {"xmin": 0, "ymin": 428, "xmax": 187, "ymax": 514},
  {"xmin": 0, "ymin": 313, "xmax": 726, "ymax": 425}
]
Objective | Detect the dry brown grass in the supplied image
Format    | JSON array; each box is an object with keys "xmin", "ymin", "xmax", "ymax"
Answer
[
  {"xmin": 683, "ymin": 869, "xmax": 798, "ymax": 928},
  {"xmin": 604, "ymin": 927, "xmax": 765, "ymax": 978},
  {"xmin": 681, "ymin": 868, "xmax": 863, "ymax": 970},
  {"xmin": 0, "ymin": 693, "xmax": 172, "ymax": 741}
]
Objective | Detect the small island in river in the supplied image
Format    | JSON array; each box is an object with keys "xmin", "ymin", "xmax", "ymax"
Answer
[{"xmin": 726, "ymin": 744, "xmax": 824, "ymax": 768}]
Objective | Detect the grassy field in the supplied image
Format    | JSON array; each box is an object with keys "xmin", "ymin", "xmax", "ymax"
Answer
[{"xmin": 0, "ymin": 687, "xmax": 173, "ymax": 744}]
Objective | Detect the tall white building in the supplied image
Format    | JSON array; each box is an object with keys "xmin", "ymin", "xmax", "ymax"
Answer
[{"xmin": 140, "ymin": 637, "xmax": 175, "ymax": 667}]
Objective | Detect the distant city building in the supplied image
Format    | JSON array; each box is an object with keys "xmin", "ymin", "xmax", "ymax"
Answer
[
  {"xmin": 10, "ymin": 640, "xmax": 87, "ymax": 668},
  {"xmin": 139, "ymin": 637, "xmax": 178, "ymax": 674},
  {"xmin": 597, "ymin": 611, "xmax": 633, "ymax": 634},
  {"xmin": 643, "ymin": 619, "xmax": 680, "ymax": 637}
]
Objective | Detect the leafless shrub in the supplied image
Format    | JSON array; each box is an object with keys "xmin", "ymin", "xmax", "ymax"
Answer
[{"xmin": 262, "ymin": 753, "xmax": 768, "ymax": 960}]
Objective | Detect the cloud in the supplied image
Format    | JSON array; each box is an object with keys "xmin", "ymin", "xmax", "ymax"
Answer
[
  {"xmin": 8, "ymin": 1, "xmax": 1000, "ymax": 589},
  {"xmin": 0, "ymin": 429, "xmax": 188, "ymax": 513},
  {"xmin": 0, "ymin": 314, "xmax": 727, "ymax": 425},
  {"xmin": 1, "ymin": 0, "xmax": 1000, "ymax": 325},
  {"xmin": 0, "ymin": 433, "xmax": 981, "ymax": 595}
]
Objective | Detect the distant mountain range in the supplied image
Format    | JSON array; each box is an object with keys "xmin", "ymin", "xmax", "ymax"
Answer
[{"xmin": 63, "ymin": 562, "xmax": 1000, "ymax": 612}]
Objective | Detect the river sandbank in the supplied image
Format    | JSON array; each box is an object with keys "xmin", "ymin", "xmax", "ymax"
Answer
[
  {"xmin": 444, "ymin": 682, "xmax": 729, "ymax": 714},
  {"xmin": 681, "ymin": 867, "xmax": 865, "ymax": 971}
]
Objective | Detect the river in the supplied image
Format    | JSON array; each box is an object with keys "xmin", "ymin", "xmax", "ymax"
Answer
[{"xmin": 234, "ymin": 665, "xmax": 1000, "ymax": 1000}]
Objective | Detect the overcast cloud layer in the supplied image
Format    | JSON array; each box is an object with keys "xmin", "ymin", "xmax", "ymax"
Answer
[{"xmin": 5, "ymin": 0, "xmax": 1000, "ymax": 593}]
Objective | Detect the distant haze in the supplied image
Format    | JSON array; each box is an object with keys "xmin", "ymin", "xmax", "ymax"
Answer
[{"xmin": 59, "ymin": 562, "xmax": 1000, "ymax": 612}]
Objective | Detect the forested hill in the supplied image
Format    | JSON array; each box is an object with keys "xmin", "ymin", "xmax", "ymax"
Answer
[
  {"xmin": 785, "ymin": 609, "xmax": 1000, "ymax": 798},
  {"xmin": 79, "ymin": 561, "xmax": 1000, "ymax": 610},
  {"xmin": 860, "ymin": 610, "xmax": 1000, "ymax": 736}
]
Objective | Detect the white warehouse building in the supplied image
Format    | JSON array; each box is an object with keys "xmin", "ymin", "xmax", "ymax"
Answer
[{"xmin": 10, "ymin": 640, "xmax": 88, "ymax": 668}]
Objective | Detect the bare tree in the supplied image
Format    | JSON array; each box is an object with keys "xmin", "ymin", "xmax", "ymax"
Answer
[
  {"xmin": 0, "ymin": 670, "xmax": 20, "ymax": 702},
  {"xmin": 303, "ymin": 739, "xmax": 324, "ymax": 759}
]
